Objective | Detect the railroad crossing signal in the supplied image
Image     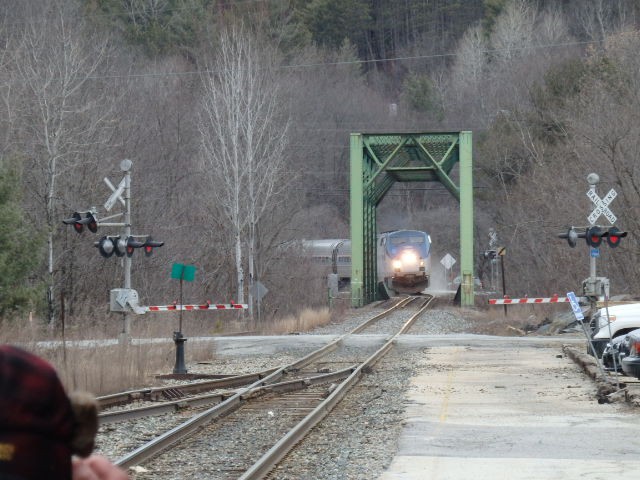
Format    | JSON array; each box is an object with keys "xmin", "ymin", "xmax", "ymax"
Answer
[
  {"xmin": 62, "ymin": 159, "xmax": 166, "ymax": 336},
  {"xmin": 63, "ymin": 211, "xmax": 98, "ymax": 234},
  {"xmin": 587, "ymin": 188, "xmax": 617, "ymax": 225},
  {"xmin": 66, "ymin": 163, "xmax": 164, "ymax": 260},
  {"xmin": 558, "ymin": 226, "xmax": 627, "ymax": 248},
  {"xmin": 95, "ymin": 235, "xmax": 164, "ymax": 258}
]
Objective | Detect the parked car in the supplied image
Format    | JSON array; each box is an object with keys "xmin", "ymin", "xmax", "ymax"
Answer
[
  {"xmin": 621, "ymin": 329, "xmax": 640, "ymax": 378},
  {"xmin": 601, "ymin": 334, "xmax": 631, "ymax": 372},
  {"xmin": 591, "ymin": 303, "xmax": 640, "ymax": 357}
]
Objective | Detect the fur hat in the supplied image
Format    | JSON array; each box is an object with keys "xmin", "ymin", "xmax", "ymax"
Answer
[{"xmin": 0, "ymin": 345, "xmax": 98, "ymax": 479}]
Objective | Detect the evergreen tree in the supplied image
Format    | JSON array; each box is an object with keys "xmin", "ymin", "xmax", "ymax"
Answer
[
  {"xmin": 0, "ymin": 160, "xmax": 44, "ymax": 319},
  {"xmin": 88, "ymin": 0, "xmax": 214, "ymax": 56}
]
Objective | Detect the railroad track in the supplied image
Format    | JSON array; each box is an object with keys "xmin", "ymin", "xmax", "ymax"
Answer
[
  {"xmin": 99, "ymin": 295, "xmax": 423, "ymax": 425},
  {"xmin": 107, "ymin": 294, "xmax": 434, "ymax": 477},
  {"xmin": 97, "ymin": 370, "xmax": 278, "ymax": 410},
  {"xmin": 99, "ymin": 367, "xmax": 355, "ymax": 425}
]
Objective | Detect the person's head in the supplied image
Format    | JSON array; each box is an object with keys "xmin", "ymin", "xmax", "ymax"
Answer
[{"xmin": 0, "ymin": 345, "xmax": 97, "ymax": 479}]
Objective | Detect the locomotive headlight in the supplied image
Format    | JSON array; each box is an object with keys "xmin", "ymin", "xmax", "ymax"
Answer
[
  {"xmin": 392, "ymin": 260, "xmax": 402, "ymax": 269},
  {"xmin": 401, "ymin": 251, "xmax": 417, "ymax": 264}
]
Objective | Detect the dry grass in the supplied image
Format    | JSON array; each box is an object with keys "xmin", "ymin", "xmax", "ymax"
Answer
[
  {"xmin": 47, "ymin": 343, "xmax": 171, "ymax": 394},
  {"xmin": 47, "ymin": 337, "xmax": 218, "ymax": 395},
  {"xmin": 0, "ymin": 311, "xmax": 244, "ymax": 396},
  {"xmin": 259, "ymin": 307, "xmax": 332, "ymax": 334}
]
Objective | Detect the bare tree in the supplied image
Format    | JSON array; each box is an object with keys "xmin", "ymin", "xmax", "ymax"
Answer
[
  {"xmin": 563, "ymin": 31, "xmax": 640, "ymax": 289},
  {"xmin": 10, "ymin": 1, "xmax": 115, "ymax": 324},
  {"xmin": 574, "ymin": 0, "xmax": 633, "ymax": 42},
  {"xmin": 491, "ymin": 0, "xmax": 536, "ymax": 63},
  {"xmin": 445, "ymin": 24, "xmax": 487, "ymax": 124},
  {"xmin": 197, "ymin": 24, "xmax": 291, "ymax": 315}
]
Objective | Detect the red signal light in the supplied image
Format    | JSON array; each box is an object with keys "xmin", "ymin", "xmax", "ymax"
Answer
[
  {"xmin": 606, "ymin": 226, "xmax": 627, "ymax": 248},
  {"xmin": 63, "ymin": 211, "xmax": 97, "ymax": 234},
  {"xmin": 63, "ymin": 212, "xmax": 84, "ymax": 233},
  {"xmin": 585, "ymin": 226, "xmax": 603, "ymax": 248},
  {"xmin": 143, "ymin": 236, "xmax": 164, "ymax": 257},
  {"xmin": 86, "ymin": 213, "xmax": 98, "ymax": 233},
  {"xmin": 125, "ymin": 236, "xmax": 145, "ymax": 257}
]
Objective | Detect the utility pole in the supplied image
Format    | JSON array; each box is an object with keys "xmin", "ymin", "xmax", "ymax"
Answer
[
  {"xmin": 122, "ymin": 159, "xmax": 133, "ymax": 341},
  {"xmin": 586, "ymin": 173, "xmax": 599, "ymax": 316}
]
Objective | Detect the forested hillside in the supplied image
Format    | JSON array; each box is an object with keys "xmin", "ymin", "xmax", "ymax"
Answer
[{"xmin": 1, "ymin": 0, "xmax": 639, "ymax": 326}]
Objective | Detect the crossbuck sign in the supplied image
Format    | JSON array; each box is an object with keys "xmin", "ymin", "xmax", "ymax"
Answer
[{"xmin": 587, "ymin": 188, "xmax": 617, "ymax": 225}]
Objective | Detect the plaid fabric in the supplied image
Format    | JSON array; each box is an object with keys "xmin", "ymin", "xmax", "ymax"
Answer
[{"xmin": 0, "ymin": 345, "xmax": 74, "ymax": 479}]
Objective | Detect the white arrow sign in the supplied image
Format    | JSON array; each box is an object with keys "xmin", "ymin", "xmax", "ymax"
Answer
[
  {"xmin": 587, "ymin": 188, "xmax": 617, "ymax": 225},
  {"xmin": 104, "ymin": 177, "xmax": 126, "ymax": 211}
]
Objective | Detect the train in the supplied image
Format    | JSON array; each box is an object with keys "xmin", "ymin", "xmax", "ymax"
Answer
[{"xmin": 303, "ymin": 229, "xmax": 432, "ymax": 295}]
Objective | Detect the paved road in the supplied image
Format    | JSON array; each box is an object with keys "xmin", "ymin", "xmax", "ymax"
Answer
[{"xmin": 380, "ymin": 338, "xmax": 640, "ymax": 479}]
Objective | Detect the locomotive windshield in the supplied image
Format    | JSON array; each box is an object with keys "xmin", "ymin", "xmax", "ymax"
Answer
[
  {"xmin": 386, "ymin": 231, "xmax": 430, "ymax": 257},
  {"xmin": 390, "ymin": 236, "xmax": 425, "ymax": 244}
]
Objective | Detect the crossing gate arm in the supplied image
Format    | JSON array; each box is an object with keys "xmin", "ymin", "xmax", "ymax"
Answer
[
  {"xmin": 144, "ymin": 303, "xmax": 248, "ymax": 312},
  {"xmin": 488, "ymin": 295, "xmax": 573, "ymax": 305},
  {"xmin": 488, "ymin": 295, "xmax": 589, "ymax": 305},
  {"xmin": 489, "ymin": 296, "xmax": 605, "ymax": 306}
]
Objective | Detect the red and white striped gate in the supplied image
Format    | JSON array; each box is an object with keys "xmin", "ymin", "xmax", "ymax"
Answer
[
  {"xmin": 144, "ymin": 301, "xmax": 248, "ymax": 312},
  {"xmin": 488, "ymin": 294, "xmax": 570, "ymax": 305}
]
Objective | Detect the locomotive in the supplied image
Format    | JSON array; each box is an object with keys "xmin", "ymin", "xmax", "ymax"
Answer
[{"xmin": 304, "ymin": 229, "xmax": 432, "ymax": 295}]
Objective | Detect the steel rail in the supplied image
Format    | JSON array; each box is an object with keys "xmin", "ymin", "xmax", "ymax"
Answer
[
  {"xmin": 114, "ymin": 365, "xmax": 288, "ymax": 468},
  {"xmin": 239, "ymin": 294, "xmax": 434, "ymax": 480},
  {"xmin": 286, "ymin": 296, "xmax": 412, "ymax": 373},
  {"xmin": 97, "ymin": 369, "xmax": 278, "ymax": 409},
  {"xmin": 100, "ymin": 367, "xmax": 356, "ymax": 425},
  {"xmin": 114, "ymin": 298, "xmax": 408, "ymax": 468},
  {"xmin": 348, "ymin": 295, "xmax": 415, "ymax": 334}
]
